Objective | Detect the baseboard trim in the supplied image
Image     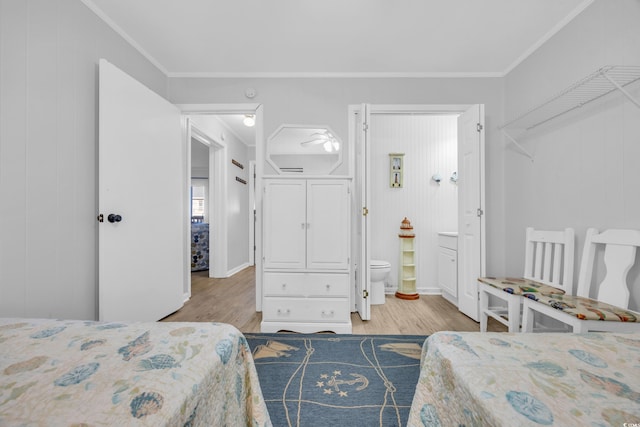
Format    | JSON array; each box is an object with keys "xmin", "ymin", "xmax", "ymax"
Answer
[
  {"xmin": 418, "ymin": 286, "xmax": 442, "ymax": 295},
  {"xmin": 226, "ymin": 262, "xmax": 251, "ymax": 277}
]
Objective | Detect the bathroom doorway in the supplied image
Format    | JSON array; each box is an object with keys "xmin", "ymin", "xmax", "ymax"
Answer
[{"xmin": 350, "ymin": 104, "xmax": 485, "ymax": 322}]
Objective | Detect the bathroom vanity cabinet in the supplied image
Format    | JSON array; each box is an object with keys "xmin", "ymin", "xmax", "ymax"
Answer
[
  {"xmin": 261, "ymin": 178, "xmax": 351, "ymax": 333},
  {"xmin": 438, "ymin": 232, "xmax": 458, "ymax": 305}
]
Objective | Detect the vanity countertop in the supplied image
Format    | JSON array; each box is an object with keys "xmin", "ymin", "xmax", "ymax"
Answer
[{"xmin": 438, "ymin": 232, "xmax": 458, "ymax": 250}]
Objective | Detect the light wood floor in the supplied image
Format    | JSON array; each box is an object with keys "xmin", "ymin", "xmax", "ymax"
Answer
[{"xmin": 162, "ymin": 266, "xmax": 507, "ymax": 334}]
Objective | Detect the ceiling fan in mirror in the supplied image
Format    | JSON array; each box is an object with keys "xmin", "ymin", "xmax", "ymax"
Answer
[{"xmin": 300, "ymin": 130, "xmax": 341, "ymax": 153}]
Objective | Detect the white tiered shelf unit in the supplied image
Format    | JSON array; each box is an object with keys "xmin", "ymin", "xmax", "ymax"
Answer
[
  {"xmin": 500, "ymin": 65, "xmax": 640, "ymax": 160},
  {"xmin": 396, "ymin": 235, "xmax": 419, "ymax": 300}
]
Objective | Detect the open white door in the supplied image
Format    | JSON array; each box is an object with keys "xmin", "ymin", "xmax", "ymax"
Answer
[
  {"xmin": 98, "ymin": 59, "xmax": 184, "ymax": 321},
  {"xmin": 354, "ymin": 104, "xmax": 371, "ymax": 320},
  {"xmin": 457, "ymin": 104, "xmax": 485, "ymax": 321}
]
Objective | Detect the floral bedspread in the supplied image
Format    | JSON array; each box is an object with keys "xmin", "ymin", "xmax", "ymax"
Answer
[
  {"xmin": 0, "ymin": 318, "xmax": 271, "ymax": 426},
  {"xmin": 408, "ymin": 331, "xmax": 640, "ymax": 426}
]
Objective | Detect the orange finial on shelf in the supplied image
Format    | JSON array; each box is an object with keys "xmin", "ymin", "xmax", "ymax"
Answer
[{"xmin": 399, "ymin": 217, "xmax": 415, "ymax": 237}]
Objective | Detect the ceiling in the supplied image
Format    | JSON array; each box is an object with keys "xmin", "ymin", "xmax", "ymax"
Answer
[
  {"xmin": 84, "ymin": 0, "xmax": 592, "ymax": 77},
  {"xmin": 83, "ymin": 0, "xmax": 594, "ymax": 146}
]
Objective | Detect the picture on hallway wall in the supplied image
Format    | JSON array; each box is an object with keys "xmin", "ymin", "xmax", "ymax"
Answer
[{"xmin": 389, "ymin": 153, "xmax": 404, "ymax": 188}]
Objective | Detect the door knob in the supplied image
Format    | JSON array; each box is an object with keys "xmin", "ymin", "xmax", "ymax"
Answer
[{"xmin": 107, "ymin": 214, "xmax": 122, "ymax": 223}]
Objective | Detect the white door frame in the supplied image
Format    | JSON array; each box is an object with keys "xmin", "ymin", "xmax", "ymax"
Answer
[
  {"xmin": 249, "ymin": 160, "xmax": 256, "ymax": 266},
  {"xmin": 349, "ymin": 103, "xmax": 485, "ymax": 316},
  {"xmin": 178, "ymin": 104, "xmax": 264, "ymax": 311},
  {"xmin": 189, "ymin": 122, "xmax": 225, "ymax": 277}
]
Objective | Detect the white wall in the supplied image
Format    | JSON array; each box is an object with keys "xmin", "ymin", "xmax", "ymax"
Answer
[
  {"xmin": 369, "ymin": 114, "xmax": 458, "ymax": 294},
  {"xmin": 503, "ymin": 0, "xmax": 640, "ymax": 310},
  {"xmin": 191, "ymin": 139, "xmax": 210, "ymax": 178},
  {"xmin": 0, "ymin": 0, "xmax": 167, "ymax": 320},
  {"xmin": 189, "ymin": 116, "xmax": 251, "ymax": 274}
]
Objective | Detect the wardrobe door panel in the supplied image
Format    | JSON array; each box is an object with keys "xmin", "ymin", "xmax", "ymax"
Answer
[
  {"xmin": 263, "ymin": 180, "xmax": 306, "ymax": 269},
  {"xmin": 306, "ymin": 180, "xmax": 350, "ymax": 270}
]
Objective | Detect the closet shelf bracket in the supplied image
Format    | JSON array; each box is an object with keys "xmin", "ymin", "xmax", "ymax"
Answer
[
  {"xmin": 502, "ymin": 129, "xmax": 533, "ymax": 161},
  {"xmin": 601, "ymin": 71, "xmax": 640, "ymax": 110}
]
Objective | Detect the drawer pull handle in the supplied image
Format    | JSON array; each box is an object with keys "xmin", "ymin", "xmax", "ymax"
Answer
[
  {"xmin": 277, "ymin": 308, "xmax": 291, "ymax": 315},
  {"xmin": 281, "ymin": 283, "xmax": 287, "ymax": 289},
  {"xmin": 321, "ymin": 310, "xmax": 335, "ymax": 317},
  {"xmin": 326, "ymin": 284, "xmax": 331, "ymax": 290}
]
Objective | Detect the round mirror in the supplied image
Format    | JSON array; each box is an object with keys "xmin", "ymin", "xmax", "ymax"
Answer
[{"xmin": 267, "ymin": 125, "xmax": 343, "ymax": 175}]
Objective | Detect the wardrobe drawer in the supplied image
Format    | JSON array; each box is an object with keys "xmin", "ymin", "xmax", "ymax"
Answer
[
  {"xmin": 262, "ymin": 297, "xmax": 350, "ymax": 323},
  {"xmin": 263, "ymin": 273, "xmax": 349, "ymax": 297}
]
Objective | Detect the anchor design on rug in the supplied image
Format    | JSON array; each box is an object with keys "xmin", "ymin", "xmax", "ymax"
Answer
[{"xmin": 316, "ymin": 370, "xmax": 369, "ymax": 397}]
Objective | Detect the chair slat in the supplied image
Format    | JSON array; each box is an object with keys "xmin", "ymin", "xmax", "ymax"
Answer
[
  {"xmin": 543, "ymin": 242, "xmax": 552, "ymax": 282},
  {"xmin": 552, "ymin": 243, "xmax": 562, "ymax": 286},
  {"xmin": 534, "ymin": 242, "xmax": 543, "ymax": 281}
]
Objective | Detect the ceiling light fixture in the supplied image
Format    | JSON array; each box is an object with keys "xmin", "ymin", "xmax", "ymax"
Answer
[
  {"xmin": 323, "ymin": 140, "xmax": 340, "ymax": 153},
  {"xmin": 300, "ymin": 130, "xmax": 340, "ymax": 153},
  {"xmin": 243, "ymin": 114, "xmax": 255, "ymax": 127}
]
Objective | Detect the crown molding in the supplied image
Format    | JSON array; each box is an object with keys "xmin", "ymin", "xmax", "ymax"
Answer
[
  {"xmin": 502, "ymin": 0, "xmax": 595, "ymax": 76},
  {"xmin": 167, "ymin": 71, "xmax": 504, "ymax": 79},
  {"xmin": 82, "ymin": 0, "xmax": 595, "ymax": 80},
  {"xmin": 80, "ymin": 0, "xmax": 169, "ymax": 75}
]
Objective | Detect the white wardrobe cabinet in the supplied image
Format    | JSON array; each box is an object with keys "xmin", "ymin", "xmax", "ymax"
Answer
[{"xmin": 261, "ymin": 178, "xmax": 351, "ymax": 333}]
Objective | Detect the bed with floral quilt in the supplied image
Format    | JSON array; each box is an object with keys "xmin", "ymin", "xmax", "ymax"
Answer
[
  {"xmin": 408, "ymin": 331, "xmax": 640, "ymax": 426},
  {"xmin": 0, "ymin": 318, "xmax": 271, "ymax": 426}
]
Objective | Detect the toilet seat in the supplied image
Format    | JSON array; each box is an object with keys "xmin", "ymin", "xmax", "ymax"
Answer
[{"xmin": 370, "ymin": 259, "xmax": 391, "ymax": 269}]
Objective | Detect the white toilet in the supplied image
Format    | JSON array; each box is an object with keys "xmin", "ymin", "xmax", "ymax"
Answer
[{"xmin": 370, "ymin": 260, "xmax": 391, "ymax": 305}]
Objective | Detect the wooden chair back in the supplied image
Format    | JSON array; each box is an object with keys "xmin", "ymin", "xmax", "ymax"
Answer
[
  {"xmin": 523, "ymin": 227, "xmax": 575, "ymax": 293},
  {"xmin": 576, "ymin": 228, "xmax": 640, "ymax": 308}
]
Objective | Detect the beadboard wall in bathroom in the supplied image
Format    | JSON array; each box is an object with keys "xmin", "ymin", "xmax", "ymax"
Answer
[{"xmin": 369, "ymin": 114, "xmax": 458, "ymax": 294}]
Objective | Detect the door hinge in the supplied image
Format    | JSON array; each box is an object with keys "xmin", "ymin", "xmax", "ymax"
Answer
[
  {"xmin": 477, "ymin": 123, "xmax": 483, "ymax": 132},
  {"xmin": 477, "ymin": 208, "xmax": 484, "ymax": 217},
  {"xmin": 363, "ymin": 290, "xmax": 369, "ymax": 298},
  {"xmin": 97, "ymin": 214, "xmax": 104, "ymax": 223},
  {"xmin": 363, "ymin": 123, "xmax": 369, "ymax": 131},
  {"xmin": 362, "ymin": 207, "xmax": 369, "ymax": 216}
]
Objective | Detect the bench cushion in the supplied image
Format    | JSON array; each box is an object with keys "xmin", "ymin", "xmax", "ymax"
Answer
[
  {"xmin": 478, "ymin": 277, "xmax": 566, "ymax": 298},
  {"xmin": 527, "ymin": 293, "xmax": 640, "ymax": 322}
]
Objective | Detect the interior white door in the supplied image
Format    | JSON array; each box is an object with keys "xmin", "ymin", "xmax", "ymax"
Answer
[
  {"xmin": 98, "ymin": 59, "xmax": 184, "ymax": 321},
  {"xmin": 355, "ymin": 104, "xmax": 371, "ymax": 320},
  {"xmin": 457, "ymin": 104, "xmax": 485, "ymax": 321}
]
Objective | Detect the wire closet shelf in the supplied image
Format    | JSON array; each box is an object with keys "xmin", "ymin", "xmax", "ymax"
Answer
[{"xmin": 500, "ymin": 65, "xmax": 640, "ymax": 132}]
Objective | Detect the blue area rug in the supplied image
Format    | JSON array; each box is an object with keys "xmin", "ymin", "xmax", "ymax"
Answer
[{"xmin": 245, "ymin": 333, "xmax": 427, "ymax": 427}]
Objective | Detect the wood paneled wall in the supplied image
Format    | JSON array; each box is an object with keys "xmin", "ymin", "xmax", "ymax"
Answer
[
  {"xmin": 369, "ymin": 114, "xmax": 458, "ymax": 294},
  {"xmin": 0, "ymin": 0, "xmax": 167, "ymax": 319}
]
